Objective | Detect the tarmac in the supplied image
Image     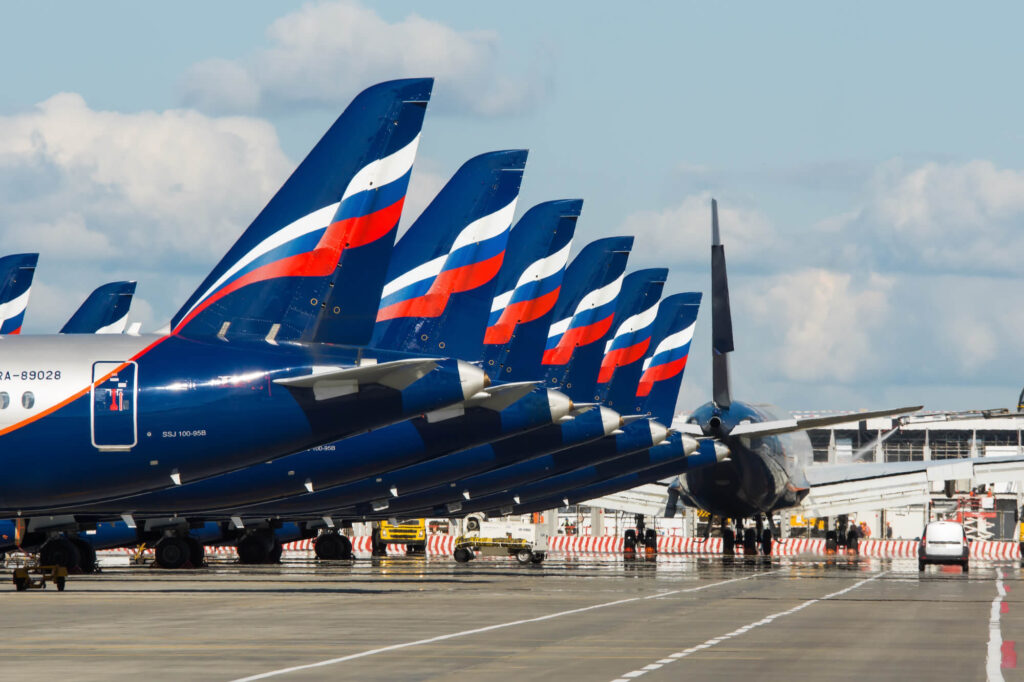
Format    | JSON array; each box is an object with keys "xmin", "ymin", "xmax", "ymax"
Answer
[{"xmin": 2, "ymin": 552, "xmax": 1022, "ymax": 681}]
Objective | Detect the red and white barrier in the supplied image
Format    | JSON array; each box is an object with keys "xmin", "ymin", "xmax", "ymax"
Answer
[
  {"xmin": 544, "ymin": 535, "xmax": 1022, "ymax": 558},
  {"xmin": 95, "ymin": 535, "xmax": 1023, "ymax": 560}
]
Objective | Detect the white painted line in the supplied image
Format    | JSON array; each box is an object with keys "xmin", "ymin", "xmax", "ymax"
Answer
[
  {"xmin": 232, "ymin": 571, "xmax": 779, "ymax": 681},
  {"xmin": 987, "ymin": 567, "xmax": 1006, "ymax": 682},
  {"xmin": 609, "ymin": 571, "xmax": 885, "ymax": 681}
]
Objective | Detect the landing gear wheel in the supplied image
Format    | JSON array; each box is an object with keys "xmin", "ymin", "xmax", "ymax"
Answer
[
  {"xmin": 236, "ymin": 535, "xmax": 270, "ymax": 564},
  {"xmin": 185, "ymin": 536, "xmax": 205, "ymax": 567},
  {"xmin": 722, "ymin": 528, "xmax": 736, "ymax": 555},
  {"xmin": 267, "ymin": 541, "xmax": 283, "ymax": 563},
  {"xmin": 644, "ymin": 528, "xmax": 657, "ymax": 552},
  {"xmin": 624, "ymin": 529, "xmax": 637, "ymax": 552},
  {"xmin": 515, "ymin": 549, "xmax": 534, "ymax": 564},
  {"xmin": 55, "ymin": 577, "xmax": 66, "ymax": 591},
  {"xmin": 40, "ymin": 537, "xmax": 81, "ymax": 571},
  {"xmin": 846, "ymin": 530, "xmax": 859, "ymax": 554},
  {"xmin": 155, "ymin": 536, "xmax": 191, "ymax": 569},
  {"xmin": 370, "ymin": 528, "xmax": 387, "ymax": 557},
  {"xmin": 70, "ymin": 538, "xmax": 98, "ymax": 573},
  {"xmin": 742, "ymin": 528, "xmax": 758, "ymax": 555},
  {"xmin": 760, "ymin": 529, "xmax": 773, "ymax": 556},
  {"xmin": 313, "ymin": 532, "xmax": 351, "ymax": 560},
  {"xmin": 825, "ymin": 530, "xmax": 838, "ymax": 554},
  {"xmin": 453, "ymin": 547, "xmax": 473, "ymax": 563}
]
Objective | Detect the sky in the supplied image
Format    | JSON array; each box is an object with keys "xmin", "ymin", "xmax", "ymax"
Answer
[{"xmin": 1, "ymin": 1, "xmax": 1022, "ymax": 413}]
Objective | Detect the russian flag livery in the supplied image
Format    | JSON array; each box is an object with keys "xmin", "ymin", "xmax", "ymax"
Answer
[
  {"xmin": 170, "ymin": 78, "xmax": 432, "ymax": 342},
  {"xmin": 543, "ymin": 273, "xmax": 623, "ymax": 366},
  {"xmin": 60, "ymin": 281, "xmax": 137, "ymax": 334},
  {"xmin": 0, "ymin": 253, "xmax": 38, "ymax": 335},
  {"xmin": 598, "ymin": 303, "xmax": 659, "ymax": 384},
  {"xmin": 637, "ymin": 293, "xmax": 702, "ymax": 399},
  {"xmin": 376, "ymin": 196, "xmax": 516, "ymax": 322},
  {"xmin": 481, "ymin": 199, "xmax": 581, "ymax": 382},
  {"xmin": 372, "ymin": 150, "xmax": 527, "ymax": 359}
]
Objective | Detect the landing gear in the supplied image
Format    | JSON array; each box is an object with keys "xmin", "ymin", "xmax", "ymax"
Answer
[
  {"xmin": 624, "ymin": 529, "xmax": 637, "ymax": 553},
  {"xmin": 313, "ymin": 531, "xmax": 352, "ymax": 560},
  {"xmin": 644, "ymin": 528, "xmax": 658, "ymax": 554},
  {"xmin": 185, "ymin": 536, "xmax": 205, "ymax": 567},
  {"xmin": 237, "ymin": 533, "xmax": 274, "ymax": 564},
  {"xmin": 39, "ymin": 537, "xmax": 81, "ymax": 571},
  {"xmin": 722, "ymin": 519, "xmax": 736, "ymax": 555},
  {"xmin": 742, "ymin": 527, "xmax": 758, "ymax": 555},
  {"xmin": 154, "ymin": 536, "xmax": 191, "ymax": 569},
  {"xmin": 825, "ymin": 530, "xmax": 838, "ymax": 554},
  {"xmin": 760, "ymin": 528, "xmax": 773, "ymax": 556},
  {"xmin": 370, "ymin": 527, "xmax": 387, "ymax": 557},
  {"xmin": 845, "ymin": 529, "xmax": 860, "ymax": 554},
  {"xmin": 70, "ymin": 537, "xmax": 98, "ymax": 573}
]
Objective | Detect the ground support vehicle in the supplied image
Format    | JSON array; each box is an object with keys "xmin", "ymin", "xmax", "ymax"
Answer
[
  {"xmin": 11, "ymin": 558, "xmax": 69, "ymax": 591},
  {"xmin": 453, "ymin": 515, "xmax": 548, "ymax": 564}
]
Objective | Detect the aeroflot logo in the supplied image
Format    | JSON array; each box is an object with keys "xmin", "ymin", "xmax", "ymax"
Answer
[
  {"xmin": 636, "ymin": 322, "xmax": 695, "ymax": 397},
  {"xmin": 541, "ymin": 273, "xmax": 623, "ymax": 366},
  {"xmin": 484, "ymin": 240, "xmax": 572, "ymax": 345},
  {"xmin": 0, "ymin": 288, "xmax": 31, "ymax": 335},
  {"xmin": 376, "ymin": 198, "xmax": 517, "ymax": 321},
  {"xmin": 597, "ymin": 301, "xmax": 659, "ymax": 383},
  {"xmin": 174, "ymin": 136, "xmax": 419, "ymax": 333}
]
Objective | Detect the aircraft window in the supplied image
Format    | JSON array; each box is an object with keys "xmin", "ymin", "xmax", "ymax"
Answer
[
  {"xmin": 0, "ymin": 392, "xmax": 8, "ymax": 409},
  {"xmin": 21, "ymin": 391, "xmax": 34, "ymax": 409}
]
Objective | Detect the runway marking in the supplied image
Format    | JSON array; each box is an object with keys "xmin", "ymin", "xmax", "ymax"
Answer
[
  {"xmin": 231, "ymin": 571, "xmax": 778, "ymax": 681},
  {"xmin": 988, "ymin": 568, "xmax": 1007, "ymax": 681},
  {"xmin": 609, "ymin": 571, "xmax": 885, "ymax": 682}
]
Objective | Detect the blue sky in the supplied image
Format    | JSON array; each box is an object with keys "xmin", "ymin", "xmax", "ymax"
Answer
[{"xmin": 1, "ymin": 1, "xmax": 1022, "ymax": 413}]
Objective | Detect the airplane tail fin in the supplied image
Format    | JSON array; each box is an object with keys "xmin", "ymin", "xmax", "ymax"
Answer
[
  {"xmin": 711, "ymin": 199, "xmax": 734, "ymax": 408},
  {"xmin": 540, "ymin": 238, "xmax": 633, "ymax": 400},
  {"xmin": 635, "ymin": 292, "xmax": 702, "ymax": 425},
  {"xmin": 60, "ymin": 281, "xmax": 137, "ymax": 334},
  {"xmin": 0, "ymin": 253, "xmax": 38, "ymax": 334},
  {"xmin": 596, "ymin": 268, "xmax": 668, "ymax": 391},
  {"xmin": 170, "ymin": 78, "xmax": 432, "ymax": 344},
  {"xmin": 482, "ymin": 199, "xmax": 580, "ymax": 381},
  {"xmin": 371, "ymin": 150, "xmax": 527, "ymax": 359}
]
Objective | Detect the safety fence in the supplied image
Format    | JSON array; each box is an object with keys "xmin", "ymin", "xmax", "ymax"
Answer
[{"xmin": 97, "ymin": 536, "xmax": 1022, "ymax": 559}]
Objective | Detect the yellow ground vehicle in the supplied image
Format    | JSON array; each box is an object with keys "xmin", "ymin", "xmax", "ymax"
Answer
[
  {"xmin": 376, "ymin": 519, "xmax": 426, "ymax": 554},
  {"xmin": 11, "ymin": 559, "xmax": 69, "ymax": 591}
]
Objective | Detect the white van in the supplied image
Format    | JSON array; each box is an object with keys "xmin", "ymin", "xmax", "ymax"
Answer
[{"xmin": 918, "ymin": 521, "xmax": 970, "ymax": 572}]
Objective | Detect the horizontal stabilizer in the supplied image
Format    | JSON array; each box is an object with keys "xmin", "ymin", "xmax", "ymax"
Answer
[
  {"xmin": 729, "ymin": 405, "xmax": 923, "ymax": 438},
  {"xmin": 465, "ymin": 381, "xmax": 539, "ymax": 411},
  {"xmin": 274, "ymin": 358, "xmax": 438, "ymax": 400}
]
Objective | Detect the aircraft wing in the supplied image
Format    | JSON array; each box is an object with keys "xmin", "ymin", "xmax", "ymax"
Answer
[
  {"xmin": 799, "ymin": 454, "xmax": 1024, "ymax": 517},
  {"xmin": 728, "ymin": 405, "xmax": 923, "ymax": 438},
  {"xmin": 274, "ymin": 358, "xmax": 440, "ymax": 400},
  {"xmin": 583, "ymin": 481, "xmax": 673, "ymax": 517}
]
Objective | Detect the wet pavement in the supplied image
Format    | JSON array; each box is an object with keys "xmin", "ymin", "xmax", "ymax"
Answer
[{"xmin": 1, "ymin": 552, "xmax": 1021, "ymax": 681}]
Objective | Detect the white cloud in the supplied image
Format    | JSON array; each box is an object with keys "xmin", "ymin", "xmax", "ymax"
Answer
[
  {"xmin": 0, "ymin": 93, "xmax": 292, "ymax": 331},
  {"xmin": 741, "ymin": 269, "xmax": 893, "ymax": 384},
  {"xmin": 180, "ymin": 1, "xmax": 547, "ymax": 117},
  {"xmin": 617, "ymin": 192, "xmax": 776, "ymax": 268},
  {"xmin": 826, "ymin": 159, "xmax": 1024, "ymax": 275}
]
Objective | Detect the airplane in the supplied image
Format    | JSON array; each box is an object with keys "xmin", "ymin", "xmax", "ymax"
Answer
[
  {"xmin": 365, "ymin": 291, "xmax": 717, "ymax": 523},
  {"xmin": 0, "ymin": 253, "xmax": 38, "ymax": 335},
  {"xmin": 0, "ymin": 78, "xmax": 492, "ymax": 517}
]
